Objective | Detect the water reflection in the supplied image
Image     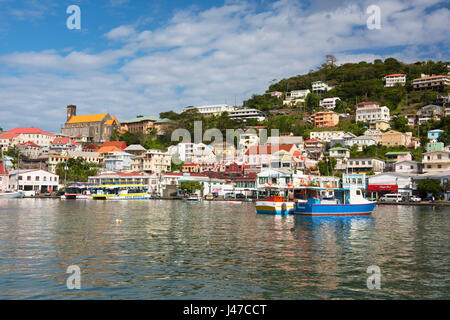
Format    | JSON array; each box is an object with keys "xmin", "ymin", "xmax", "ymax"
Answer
[{"xmin": 0, "ymin": 199, "xmax": 448, "ymax": 299}]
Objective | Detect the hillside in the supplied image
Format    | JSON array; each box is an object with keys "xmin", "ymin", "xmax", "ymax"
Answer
[{"xmin": 245, "ymin": 57, "xmax": 449, "ymax": 114}]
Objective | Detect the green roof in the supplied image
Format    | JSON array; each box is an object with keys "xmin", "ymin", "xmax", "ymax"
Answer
[
  {"xmin": 329, "ymin": 147, "xmax": 349, "ymax": 151},
  {"xmin": 121, "ymin": 116, "xmax": 164, "ymax": 124},
  {"xmin": 385, "ymin": 152, "xmax": 410, "ymax": 156}
]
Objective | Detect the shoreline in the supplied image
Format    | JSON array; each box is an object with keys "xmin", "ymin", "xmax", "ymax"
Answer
[{"xmin": 17, "ymin": 196, "xmax": 450, "ymax": 206}]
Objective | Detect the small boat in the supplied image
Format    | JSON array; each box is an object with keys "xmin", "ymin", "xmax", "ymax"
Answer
[
  {"xmin": 255, "ymin": 196, "xmax": 296, "ymax": 215},
  {"xmin": 0, "ymin": 191, "xmax": 25, "ymax": 198},
  {"xmin": 61, "ymin": 185, "xmax": 92, "ymax": 200},
  {"xmin": 294, "ymin": 187, "xmax": 376, "ymax": 216},
  {"xmin": 186, "ymin": 195, "xmax": 201, "ymax": 202},
  {"xmin": 91, "ymin": 184, "xmax": 151, "ymax": 200}
]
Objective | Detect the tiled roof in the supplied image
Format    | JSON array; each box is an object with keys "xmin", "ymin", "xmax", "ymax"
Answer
[
  {"xmin": 6, "ymin": 127, "xmax": 54, "ymax": 135},
  {"xmin": 52, "ymin": 137, "xmax": 79, "ymax": 145},
  {"xmin": 0, "ymin": 133, "xmax": 20, "ymax": 139},
  {"xmin": 101, "ymin": 141, "xmax": 127, "ymax": 150},
  {"xmin": 97, "ymin": 146, "xmax": 124, "ymax": 153},
  {"xmin": 385, "ymin": 74, "xmax": 406, "ymax": 77},
  {"xmin": 67, "ymin": 114, "xmax": 108, "ymax": 124},
  {"xmin": 245, "ymin": 144, "xmax": 294, "ymax": 155}
]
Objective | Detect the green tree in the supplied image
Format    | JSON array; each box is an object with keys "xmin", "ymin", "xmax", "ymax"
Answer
[
  {"xmin": 391, "ymin": 116, "xmax": 409, "ymax": 132},
  {"xmin": 417, "ymin": 179, "xmax": 441, "ymax": 199},
  {"xmin": 55, "ymin": 158, "xmax": 101, "ymax": 184},
  {"xmin": 305, "ymin": 93, "xmax": 320, "ymax": 112},
  {"xmin": 179, "ymin": 181, "xmax": 204, "ymax": 194},
  {"xmin": 5, "ymin": 146, "xmax": 21, "ymax": 169},
  {"xmin": 317, "ymin": 156, "xmax": 337, "ymax": 176}
]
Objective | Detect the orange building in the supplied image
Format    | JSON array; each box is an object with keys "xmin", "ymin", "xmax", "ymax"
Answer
[{"xmin": 310, "ymin": 111, "xmax": 339, "ymax": 128}]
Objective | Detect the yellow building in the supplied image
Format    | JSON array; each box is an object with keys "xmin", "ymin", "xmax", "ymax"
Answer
[
  {"xmin": 381, "ymin": 130, "xmax": 412, "ymax": 147},
  {"xmin": 369, "ymin": 120, "xmax": 390, "ymax": 131}
]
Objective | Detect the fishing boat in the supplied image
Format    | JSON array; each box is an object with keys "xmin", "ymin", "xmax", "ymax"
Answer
[
  {"xmin": 293, "ymin": 187, "xmax": 376, "ymax": 216},
  {"xmin": 255, "ymin": 195, "xmax": 295, "ymax": 215},
  {"xmin": 0, "ymin": 191, "xmax": 24, "ymax": 198},
  {"xmin": 61, "ymin": 184, "xmax": 92, "ymax": 200},
  {"xmin": 90, "ymin": 184, "xmax": 151, "ymax": 200},
  {"xmin": 186, "ymin": 194, "xmax": 201, "ymax": 202}
]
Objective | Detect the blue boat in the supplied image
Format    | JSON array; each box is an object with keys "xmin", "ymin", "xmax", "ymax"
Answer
[{"xmin": 294, "ymin": 187, "xmax": 376, "ymax": 216}]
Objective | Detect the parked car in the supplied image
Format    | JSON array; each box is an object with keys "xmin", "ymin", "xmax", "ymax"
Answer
[
  {"xmin": 235, "ymin": 193, "xmax": 245, "ymax": 199},
  {"xmin": 409, "ymin": 196, "xmax": 421, "ymax": 202},
  {"xmin": 224, "ymin": 192, "xmax": 234, "ymax": 199},
  {"xmin": 423, "ymin": 195, "xmax": 435, "ymax": 202},
  {"xmin": 379, "ymin": 194, "xmax": 405, "ymax": 202}
]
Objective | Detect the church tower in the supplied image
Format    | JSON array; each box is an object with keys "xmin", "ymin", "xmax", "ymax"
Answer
[{"xmin": 67, "ymin": 105, "xmax": 76, "ymax": 122}]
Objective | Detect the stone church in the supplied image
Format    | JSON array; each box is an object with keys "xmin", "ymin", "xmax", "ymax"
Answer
[{"xmin": 61, "ymin": 105, "xmax": 120, "ymax": 143}]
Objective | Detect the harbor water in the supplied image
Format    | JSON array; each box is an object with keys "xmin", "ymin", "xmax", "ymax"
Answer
[{"xmin": 0, "ymin": 198, "xmax": 448, "ymax": 299}]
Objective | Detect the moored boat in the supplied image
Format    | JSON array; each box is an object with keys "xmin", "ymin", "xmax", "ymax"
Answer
[
  {"xmin": 90, "ymin": 184, "xmax": 151, "ymax": 200},
  {"xmin": 0, "ymin": 191, "xmax": 25, "ymax": 198},
  {"xmin": 61, "ymin": 184, "xmax": 92, "ymax": 200},
  {"xmin": 255, "ymin": 196, "xmax": 295, "ymax": 215},
  {"xmin": 294, "ymin": 187, "xmax": 376, "ymax": 216},
  {"xmin": 186, "ymin": 194, "xmax": 201, "ymax": 202}
]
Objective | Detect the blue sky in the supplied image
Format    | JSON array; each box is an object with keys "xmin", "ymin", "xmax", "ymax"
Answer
[{"xmin": 0, "ymin": 0, "xmax": 448, "ymax": 132}]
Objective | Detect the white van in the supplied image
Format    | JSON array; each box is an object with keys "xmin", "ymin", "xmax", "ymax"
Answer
[{"xmin": 379, "ymin": 193, "xmax": 405, "ymax": 202}]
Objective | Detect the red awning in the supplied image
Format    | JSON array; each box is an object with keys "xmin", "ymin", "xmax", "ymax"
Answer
[{"xmin": 368, "ymin": 185, "xmax": 398, "ymax": 192}]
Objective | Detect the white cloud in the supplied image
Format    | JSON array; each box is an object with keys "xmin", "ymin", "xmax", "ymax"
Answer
[{"xmin": 0, "ymin": 0, "xmax": 448, "ymax": 132}]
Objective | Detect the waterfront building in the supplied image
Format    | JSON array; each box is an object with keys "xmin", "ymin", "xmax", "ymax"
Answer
[
  {"xmin": 310, "ymin": 111, "xmax": 339, "ymax": 128},
  {"xmin": 383, "ymin": 74, "xmax": 406, "ymax": 87},
  {"xmin": 342, "ymin": 173, "xmax": 367, "ymax": 189},
  {"xmin": 347, "ymin": 157, "xmax": 385, "ymax": 174},
  {"xmin": 356, "ymin": 105, "xmax": 390, "ymax": 123},
  {"xmin": 319, "ymin": 97, "xmax": 340, "ymax": 109},
  {"xmin": 412, "ymin": 75, "xmax": 449, "ymax": 91},
  {"xmin": 309, "ymin": 131, "xmax": 344, "ymax": 143},
  {"xmin": 120, "ymin": 116, "xmax": 171, "ymax": 135},
  {"xmin": 8, "ymin": 169, "xmax": 59, "ymax": 195},
  {"xmin": 228, "ymin": 108, "xmax": 266, "ymax": 122},
  {"xmin": 88, "ymin": 171, "xmax": 152, "ymax": 186},
  {"xmin": 61, "ymin": 105, "xmax": 120, "ymax": 143},
  {"xmin": 422, "ymin": 150, "xmax": 450, "ymax": 173},
  {"xmin": 182, "ymin": 104, "xmax": 236, "ymax": 116},
  {"xmin": 0, "ymin": 161, "xmax": 9, "ymax": 191},
  {"xmin": 256, "ymin": 169, "xmax": 293, "ymax": 188},
  {"xmin": 368, "ymin": 173, "xmax": 416, "ymax": 197}
]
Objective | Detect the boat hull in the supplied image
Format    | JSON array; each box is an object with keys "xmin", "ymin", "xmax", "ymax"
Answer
[
  {"xmin": 0, "ymin": 191, "xmax": 24, "ymax": 198},
  {"xmin": 294, "ymin": 202, "xmax": 376, "ymax": 216},
  {"xmin": 255, "ymin": 201, "xmax": 295, "ymax": 215},
  {"xmin": 61, "ymin": 194, "xmax": 91, "ymax": 200},
  {"xmin": 92, "ymin": 193, "xmax": 151, "ymax": 200}
]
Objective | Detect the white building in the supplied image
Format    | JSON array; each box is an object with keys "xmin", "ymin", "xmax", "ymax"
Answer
[
  {"xmin": 228, "ymin": 108, "xmax": 266, "ymax": 122},
  {"xmin": 310, "ymin": 131, "xmax": 344, "ymax": 143},
  {"xmin": 394, "ymin": 160, "xmax": 423, "ymax": 174},
  {"xmin": 319, "ymin": 97, "xmax": 340, "ymax": 109},
  {"xmin": 182, "ymin": 104, "xmax": 236, "ymax": 116},
  {"xmin": 312, "ymin": 81, "xmax": 333, "ymax": 93},
  {"xmin": 348, "ymin": 136, "xmax": 377, "ymax": 150},
  {"xmin": 356, "ymin": 105, "xmax": 390, "ymax": 123},
  {"xmin": 168, "ymin": 142, "xmax": 215, "ymax": 164},
  {"xmin": 383, "ymin": 74, "xmax": 406, "ymax": 87},
  {"xmin": 104, "ymin": 152, "xmax": 134, "ymax": 172},
  {"xmin": 238, "ymin": 131, "xmax": 259, "ymax": 156},
  {"xmin": 8, "ymin": 169, "xmax": 60, "ymax": 195},
  {"xmin": 422, "ymin": 150, "xmax": 450, "ymax": 173},
  {"xmin": 0, "ymin": 127, "xmax": 54, "ymax": 151}
]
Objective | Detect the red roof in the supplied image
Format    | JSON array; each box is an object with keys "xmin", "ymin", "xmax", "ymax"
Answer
[
  {"xmin": 19, "ymin": 141, "xmax": 40, "ymax": 147},
  {"xmin": 101, "ymin": 141, "xmax": 127, "ymax": 150},
  {"xmin": 83, "ymin": 143, "xmax": 99, "ymax": 151},
  {"xmin": 6, "ymin": 127, "xmax": 54, "ymax": 135},
  {"xmin": 0, "ymin": 162, "xmax": 8, "ymax": 175},
  {"xmin": 385, "ymin": 74, "xmax": 406, "ymax": 77},
  {"xmin": 182, "ymin": 163, "xmax": 199, "ymax": 166},
  {"xmin": 245, "ymin": 144, "xmax": 295, "ymax": 155},
  {"xmin": 413, "ymin": 75, "xmax": 448, "ymax": 81},
  {"xmin": 52, "ymin": 137, "xmax": 79, "ymax": 145},
  {"xmin": 305, "ymin": 139, "xmax": 319, "ymax": 143},
  {"xmin": 0, "ymin": 133, "xmax": 20, "ymax": 140}
]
